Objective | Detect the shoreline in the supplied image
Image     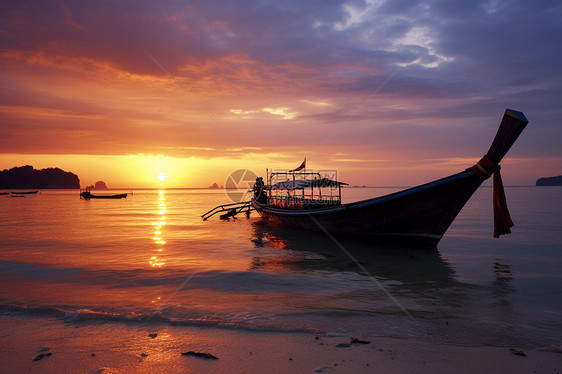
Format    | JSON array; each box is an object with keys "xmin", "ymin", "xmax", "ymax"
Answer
[{"xmin": 1, "ymin": 315, "xmax": 560, "ymax": 373}]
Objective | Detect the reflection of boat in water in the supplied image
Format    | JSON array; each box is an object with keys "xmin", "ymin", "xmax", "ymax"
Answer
[
  {"xmin": 249, "ymin": 220, "xmax": 459, "ymax": 288},
  {"xmin": 249, "ymin": 109, "xmax": 528, "ymax": 245},
  {"xmin": 248, "ymin": 222, "xmax": 522, "ymax": 343},
  {"xmin": 10, "ymin": 191, "xmax": 39, "ymax": 195},
  {"xmin": 80, "ymin": 190, "xmax": 127, "ymax": 199}
]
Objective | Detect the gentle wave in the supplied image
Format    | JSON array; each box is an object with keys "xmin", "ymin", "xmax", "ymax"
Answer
[
  {"xmin": 0, "ymin": 259, "xmax": 363, "ymax": 292},
  {"xmin": 0, "ymin": 304, "xmax": 322, "ymax": 334}
]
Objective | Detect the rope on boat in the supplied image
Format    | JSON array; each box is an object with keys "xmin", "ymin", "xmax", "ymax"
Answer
[{"xmin": 471, "ymin": 155, "xmax": 514, "ymax": 237}]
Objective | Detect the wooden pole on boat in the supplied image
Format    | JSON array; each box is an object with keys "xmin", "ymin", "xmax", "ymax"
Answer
[
  {"xmin": 338, "ymin": 183, "xmax": 341, "ymax": 203},
  {"xmin": 292, "ymin": 171, "xmax": 295, "ymax": 204}
]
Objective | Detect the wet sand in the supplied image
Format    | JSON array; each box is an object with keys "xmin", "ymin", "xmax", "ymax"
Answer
[{"xmin": 1, "ymin": 315, "xmax": 561, "ymax": 373}]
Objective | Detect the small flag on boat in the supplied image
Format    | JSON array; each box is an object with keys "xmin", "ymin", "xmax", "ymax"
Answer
[{"xmin": 290, "ymin": 158, "xmax": 306, "ymax": 172}]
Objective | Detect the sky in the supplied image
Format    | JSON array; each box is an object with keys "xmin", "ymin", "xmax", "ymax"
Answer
[{"xmin": 1, "ymin": 0, "xmax": 561, "ymax": 188}]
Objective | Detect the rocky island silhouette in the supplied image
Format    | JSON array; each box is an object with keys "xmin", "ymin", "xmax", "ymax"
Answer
[{"xmin": 0, "ymin": 165, "xmax": 80, "ymax": 189}]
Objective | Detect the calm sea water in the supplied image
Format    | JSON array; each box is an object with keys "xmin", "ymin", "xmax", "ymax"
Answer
[{"xmin": 0, "ymin": 186, "xmax": 561, "ymax": 348}]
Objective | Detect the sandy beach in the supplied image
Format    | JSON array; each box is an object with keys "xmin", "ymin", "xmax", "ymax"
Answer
[{"xmin": 1, "ymin": 315, "xmax": 560, "ymax": 374}]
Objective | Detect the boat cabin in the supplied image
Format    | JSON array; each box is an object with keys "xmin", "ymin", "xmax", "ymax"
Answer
[{"xmin": 254, "ymin": 170, "xmax": 348, "ymax": 209}]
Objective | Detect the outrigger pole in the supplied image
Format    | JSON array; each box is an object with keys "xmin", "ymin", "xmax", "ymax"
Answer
[{"xmin": 201, "ymin": 200, "xmax": 254, "ymax": 220}]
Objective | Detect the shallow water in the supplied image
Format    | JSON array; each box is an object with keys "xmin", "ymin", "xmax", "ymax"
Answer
[{"xmin": 0, "ymin": 186, "xmax": 561, "ymax": 348}]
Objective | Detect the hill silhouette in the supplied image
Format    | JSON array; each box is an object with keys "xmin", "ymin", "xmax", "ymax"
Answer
[
  {"xmin": 536, "ymin": 175, "xmax": 562, "ymax": 186},
  {"xmin": 94, "ymin": 181, "xmax": 108, "ymax": 190},
  {"xmin": 0, "ymin": 165, "xmax": 80, "ymax": 189}
]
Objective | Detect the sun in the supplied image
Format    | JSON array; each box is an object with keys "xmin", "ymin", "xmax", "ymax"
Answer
[{"xmin": 158, "ymin": 172, "xmax": 167, "ymax": 182}]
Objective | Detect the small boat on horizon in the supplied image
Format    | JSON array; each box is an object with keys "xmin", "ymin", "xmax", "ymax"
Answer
[{"xmin": 80, "ymin": 190, "xmax": 128, "ymax": 199}]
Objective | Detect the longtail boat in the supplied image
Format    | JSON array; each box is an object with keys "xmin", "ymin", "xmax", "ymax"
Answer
[
  {"xmin": 80, "ymin": 191, "xmax": 127, "ymax": 199},
  {"xmin": 247, "ymin": 109, "xmax": 528, "ymax": 245},
  {"xmin": 10, "ymin": 191, "xmax": 39, "ymax": 195}
]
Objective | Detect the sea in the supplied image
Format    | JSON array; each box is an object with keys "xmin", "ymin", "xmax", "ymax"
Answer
[{"xmin": 0, "ymin": 186, "xmax": 561, "ymax": 349}]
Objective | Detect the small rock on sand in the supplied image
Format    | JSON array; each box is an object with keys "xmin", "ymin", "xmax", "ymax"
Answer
[
  {"xmin": 32, "ymin": 352, "xmax": 52, "ymax": 362},
  {"xmin": 509, "ymin": 348, "xmax": 526, "ymax": 357},
  {"xmin": 350, "ymin": 337, "xmax": 370, "ymax": 345},
  {"xmin": 181, "ymin": 351, "xmax": 219, "ymax": 360},
  {"xmin": 313, "ymin": 367, "xmax": 332, "ymax": 373},
  {"xmin": 336, "ymin": 337, "xmax": 371, "ymax": 348}
]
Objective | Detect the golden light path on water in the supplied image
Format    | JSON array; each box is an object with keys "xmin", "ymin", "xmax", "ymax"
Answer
[
  {"xmin": 150, "ymin": 190, "xmax": 167, "ymax": 306},
  {"xmin": 151, "ymin": 190, "xmax": 167, "ymax": 268}
]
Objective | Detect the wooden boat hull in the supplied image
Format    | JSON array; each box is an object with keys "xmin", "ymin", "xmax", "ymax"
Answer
[
  {"xmin": 253, "ymin": 170, "xmax": 481, "ymax": 244},
  {"xmin": 252, "ymin": 109, "xmax": 529, "ymax": 245}
]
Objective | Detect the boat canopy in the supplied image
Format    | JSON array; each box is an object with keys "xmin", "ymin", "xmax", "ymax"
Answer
[{"xmin": 270, "ymin": 178, "xmax": 348, "ymax": 190}]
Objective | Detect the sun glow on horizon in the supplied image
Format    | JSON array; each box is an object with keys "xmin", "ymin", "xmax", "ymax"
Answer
[{"xmin": 0, "ymin": 150, "xmax": 552, "ymax": 188}]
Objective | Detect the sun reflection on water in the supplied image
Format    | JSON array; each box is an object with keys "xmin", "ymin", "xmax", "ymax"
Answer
[{"xmin": 150, "ymin": 190, "xmax": 167, "ymax": 268}]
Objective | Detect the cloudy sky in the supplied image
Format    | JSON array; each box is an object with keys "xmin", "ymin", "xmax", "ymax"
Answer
[{"xmin": 0, "ymin": 0, "xmax": 560, "ymax": 187}]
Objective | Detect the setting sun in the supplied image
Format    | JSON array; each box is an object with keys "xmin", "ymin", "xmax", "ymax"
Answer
[{"xmin": 158, "ymin": 172, "xmax": 167, "ymax": 182}]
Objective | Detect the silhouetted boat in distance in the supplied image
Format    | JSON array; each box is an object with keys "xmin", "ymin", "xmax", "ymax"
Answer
[
  {"xmin": 10, "ymin": 191, "xmax": 39, "ymax": 195},
  {"xmin": 245, "ymin": 109, "xmax": 528, "ymax": 245},
  {"xmin": 80, "ymin": 190, "xmax": 127, "ymax": 199}
]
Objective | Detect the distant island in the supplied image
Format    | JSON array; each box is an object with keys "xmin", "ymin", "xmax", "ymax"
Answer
[
  {"xmin": 536, "ymin": 176, "xmax": 562, "ymax": 186},
  {"xmin": 86, "ymin": 181, "xmax": 108, "ymax": 190},
  {"xmin": 208, "ymin": 183, "xmax": 224, "ymax": 189},
  {"xmin": 0, "ymin": 165, "xmax": 80, "ymax": 189}
]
